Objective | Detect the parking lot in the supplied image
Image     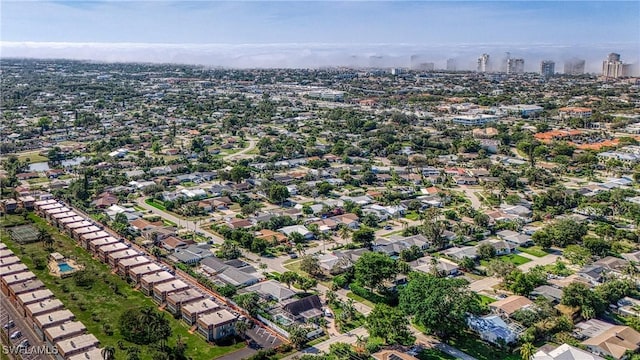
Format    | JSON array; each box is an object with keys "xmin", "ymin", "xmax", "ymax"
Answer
[
  {"xmin": 1, "ymin": 295, "xmax": 54, "ymax": 360},
  {"xmin": 246, "ymin": 324, "xmax": 283, "ymax": 349}
]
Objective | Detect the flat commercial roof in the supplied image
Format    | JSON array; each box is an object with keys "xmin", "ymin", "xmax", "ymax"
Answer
[
  {"xmin": 45, "ymin": 321, "xmax": 86, "ymax": 342},
  {"xmin": 118, "ymin": 256, "xmax": 151, "ymax": 268},
  {"xmin": 0, "ymin": 263, "xmax": 29, "ymax": 276},
  {"xmin": 81, "ymin": 231, "xmax": 110, "ymax": 241},
  {"xmin": 67, "ymin": 347, "xmax": 103, "ymax": 360},
  {"xmin": 0, "ymin": 256, "xmax": 22, "ymax": 266},
  {"xmin": 198, "ymin": 309, "xmax": 236, "ymax": 327},
  {"xmin": 154, "ymin": 279, "xmax": 189, "ymax": 294},
  {"xmin": 182, "ymin": 299, "xmax": 220, "ymax": 315},
  {"xmin": 3, "ymin": 271, "xmax": 37, "ymax": 285},
  {"xmin": 26, "ymin": 299, "xmax": 64, "ymax": 317},
  {"xmin": 141, "ymin": 271, "xmax": 174, "ymax": 285},
  {"xmin": 9, "ymin": 279, "xmax": 45, "ymax": 295},
  {"xmin": 129, "ymin": 263, "xmax": 162, "ymax": 276},
  {"xmin": 34, "ymin": 309, "xmax": 75, "ymax": 328},
  {"xmin": 56, "ymin": 334, "xmax": 100, "ymax": 357},
  {"xmin": 17, "ymin": 289, "xmax": 54, "ymax": 305},
  {"xmin": 97, "ymin": 242, "xmax": 128, "ymax": 254}
]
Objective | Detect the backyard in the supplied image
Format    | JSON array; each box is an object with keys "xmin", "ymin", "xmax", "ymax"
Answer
[
  {"xmin": 446, "ymin": 332, "xmax": 520, "ymax": 360},
  {"xmin": 1, "ymin": 214, "xmax": 244, "ymax": 360},
  {"xmin": 481, "ymin": 254, "xmax": 531, "ymax": 267},
  {"xmin": 517, "ymin": 246, "xmax": 550, "ymax": 258}
]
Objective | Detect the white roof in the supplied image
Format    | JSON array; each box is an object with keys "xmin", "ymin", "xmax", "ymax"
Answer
[{"xmin": 533, "ymin": 343, "xmax": 605, "ymax": 360}]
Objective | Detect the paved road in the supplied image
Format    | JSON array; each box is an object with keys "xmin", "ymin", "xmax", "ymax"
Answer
[
  {"xmin": 470, "ymin": 251, "xmax": 562, "ymax": 293},
  {"xmin": 459, "ymin": 185, "xmax": 484, "ymax": 210},
  {"xmin": 224, "ymin": 138, "xmax": 257, "ymax": 161},
  {"xmin": 283, "ymin": 326, "xmax": 369, "ymax": 359},
  {"xmin": 0, "ymin": 294, "xmax": 54, "ymax": 360}
]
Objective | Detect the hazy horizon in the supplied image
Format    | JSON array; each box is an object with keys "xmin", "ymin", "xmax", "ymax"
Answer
[{"xmin": 1, "ymin": 1, "xmax": 639, "ymax": 71}]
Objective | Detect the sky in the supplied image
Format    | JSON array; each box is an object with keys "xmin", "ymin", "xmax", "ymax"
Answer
[{"xmin": 1, "ymin": 1, "xmax": 639, "ymax": 70}]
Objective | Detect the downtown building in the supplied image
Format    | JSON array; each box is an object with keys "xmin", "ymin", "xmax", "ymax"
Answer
[
  {"xmin": 540, "ymin": 60, "xmax": 555, "ymax": 78},
  {"xmin": 564, "ymin": 58, "xmax": 585, "ymax": 75},
  {"xmin": 477, "ymin": 54, "xmax": 490, "ymax": 73}
]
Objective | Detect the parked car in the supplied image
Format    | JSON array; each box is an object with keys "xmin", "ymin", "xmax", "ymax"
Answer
[
  {"xmin": 10, "ymin": 330, "xmax": 22, "ymax": 340},
  {"xmin": 288, "ymin": 253, "xmax": 298, "ymax": 259},
  {"xmin": 384, "ymin": 225, "xmax": 393, "ymax": 230},
  {"xmin": 3, "ymin": 320, "xmax": 15, "ymax": 330},
  {"xmin": 18, "ymin": 339, "xmax": 29, "ymax": 348}
]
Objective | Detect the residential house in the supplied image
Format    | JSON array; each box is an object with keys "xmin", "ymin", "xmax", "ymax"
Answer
[
  {"xmin": 496, "ymin": 230, "xmax": 533, "ymax": 247},
  {"xmin": 579, "ymin": 265, "xmax": 606, "ymax": 285},
  {"xmin": 278, "ymin": 225, "xmax": 314, "ymax": 240},
  {"xmin": 372, "ymin": 350, "xmax": 418, "ymax": 360},
  {"xmin": 442, "ymin": 246, "xmax": 478, "ymax": 261},
  {"xmin": 582, "ymin": 325, "xmax": 640, "ymax": 359},
  {"xmin": 531, "ymin": 285, "xmax": 563, "ymax": 304},
  {"xmin": 169, "ymin": 244, "xmax": 214, "ymax": 265},
  {"xmin": 200, "ymin": 257, "xmax": 261, "ymax": 288},
  {"xmin": 330, "ymin": 213, "xmax": 360, "ymax": 229},
  {"xmin": 489, "ymin": 295, "xmax": 533, "ymax": 318},
  {"xmin": 477, "ymin": 239, "xmax": 514, "ymax": 256},
  {"xmin": 243, "ymin": 280, "xmax": 296, "ymax": 302},
  {"xmin": 532, "ymin": 344, "xmax": 605, "ymax": 360},
  {"xmin": 412, "ymin": 256, "xmax": 459, "ymax": 277},
  {"xmin": 467, "ymin": 315, "xmax": 520, "ymax": 345},
  {"xmin": 281, "ymin": 294, "xmax": 323, "ymax": 323},
  {"xmin": 255, "ymin": 229, "xmax": 288, "ymax": 243}
]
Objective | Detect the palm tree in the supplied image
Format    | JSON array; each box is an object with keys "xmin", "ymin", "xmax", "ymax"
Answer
[
  {"xmin": 519, "ymin": 342, "xmax": 535, "ymax": 360},
  {"xmin": 325, "ymin": 290, "xmax": 338, "ymax": 305},
  {"xmin": 355, "ymin": 334, "xmax": 367, "ymax": 353},
  {"xmin": 101, "ymin": 346, "xmax": 116, "ymax": 360},
  {"xmin": 38, "ymin": 228, "xmax": 54, "ymax": 250},
  {"xmin": 338, "ymin": 226, "xmax": 352, "ymax": 243},
  {"xmin": 235, "ymin": 320, "xmax": 250, "ymax": 340},
  {"xmin": 295, "ymin": 243, "xmax": 306, "ymax": 256},
  {"xmin": 126, "ymin": 346, "xmax": 141, "ymax": 360}
]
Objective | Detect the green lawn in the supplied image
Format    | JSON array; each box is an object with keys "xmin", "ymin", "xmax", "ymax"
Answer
[
  {"xmin": 345, "ymin": 292, "xmax": 375, "ymax": 309},
  {"xmin": 501, "ymin": 254, "xmax": 531, "ymax": 265},
  {"xmin": 517, "ymin": 246, "xmax": 550, "ymax": 258},
  {"xmin": 283, "ymin": 260, "xmax": 331, "ymax": 289},
  {"xmin": 16, "ymin": 151, "xmax": 48, "ymax": 163},
  {"xmin": 382, "ymin": 230, "xmax": 404, "ymax": 238},
  {"xmin": 405, "ymin": 211, "xmax": 420, "ymax": 221},
  {"xmin": 478, "ymin": 294, "xmax": 496, "ymax": 307},
  {"xmin": 145, "ymin": 198, "xmax": 166, "ymax": 211},
  {"xmin": 1, "ymin": 213, "xmax": 244, "ymax": 360},
  {"xmin": 481, "ymin": 254, "xmax": 531, "ymax": 267},
  {"xmin": 447, "ymin": 332, "xmax": 520, "ymax": 360}
]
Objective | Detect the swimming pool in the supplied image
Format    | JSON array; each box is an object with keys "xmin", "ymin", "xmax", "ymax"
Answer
[{"xmin": 58, "ymin": 263, "xmax": 75, "ymax": 273}]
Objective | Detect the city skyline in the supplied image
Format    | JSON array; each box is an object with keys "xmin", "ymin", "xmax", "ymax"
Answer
[{"xmin": 1, "ymin": 1, "xmax": 639, "ymax": 70}]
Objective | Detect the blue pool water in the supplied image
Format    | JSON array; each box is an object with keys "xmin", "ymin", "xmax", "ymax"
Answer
[{"xmin": 58, "ymin": 263, "xmax": 74, "ymax": 273}]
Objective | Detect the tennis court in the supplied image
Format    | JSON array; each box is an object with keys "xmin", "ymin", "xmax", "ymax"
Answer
[{"xmin": 10, "ymin": 225, "xmax": 40, "ymax": 244}]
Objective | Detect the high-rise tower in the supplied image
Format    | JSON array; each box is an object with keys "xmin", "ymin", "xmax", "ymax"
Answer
[
  {"xmin": 540, "ymin": 60, "xmax": 555, "ymax": 78},
  {"xmin": 477, "ymin": 54, "xmax": 490, "ymax": 73},
  {"xmin": 602, "ymin": 53, "xmax": 625, "ymax": 78},
  {"xmin": 564, "ymin": 58, "xmax": 585, "ymax": 75}
]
